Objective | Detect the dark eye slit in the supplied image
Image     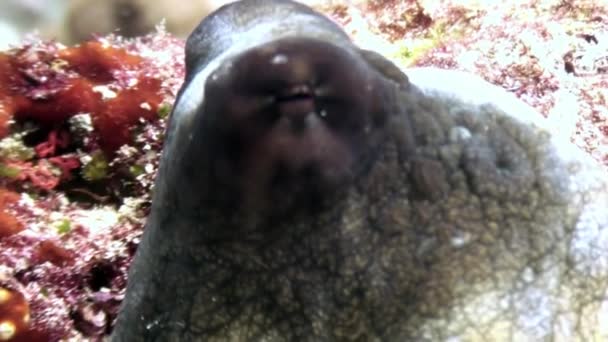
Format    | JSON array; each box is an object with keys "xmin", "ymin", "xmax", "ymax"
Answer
[
  {"xmin": 276, "ymin": 84, "xmax": 313, "ymax": 102},
  {"xmin": 277, "ymin": 93, "xmax": 313, "ymax": 102}
]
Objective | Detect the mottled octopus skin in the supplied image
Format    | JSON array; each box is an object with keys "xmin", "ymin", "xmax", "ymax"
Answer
[{"xmin": 112, "ymin": 0, "xmax": 608, "ymax": 341}]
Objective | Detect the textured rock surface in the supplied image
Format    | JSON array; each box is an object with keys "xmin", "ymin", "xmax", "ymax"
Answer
[{"xmin": 112, "ymin": 1, "xmax": 608, "ymax": 341}]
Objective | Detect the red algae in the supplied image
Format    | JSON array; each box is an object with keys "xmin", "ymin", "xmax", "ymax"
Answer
[
  {"xmin": 0, "ymin": 211, "xmax": 23, "ymax": 239},
  {"xmin": 0, "ymin": 55, "xmax": 19, "ymax": 138},
  {"xmin": 34, "ymin": 240, "xmax": 76, "ymax": 267},
  {"xmin": 0, "ymin": 39, "xmax": 169, "ymax": 155},
  {"xmin": 0, "ymin": 189, "xmax": 23, "ymax": 238},
  {"xmin": 2, "ymin": 160, "xmax": 60, "ymax": 191},
  {"xmin": 0, "ymin": 29, "xmax": 184, "ymax": 341},
  {"xmin": 92, "ymin": 76, "xmax": 164, "ymax": 152},
  {"xmin": 59, "ymin": 41, "xmax": 144, "ymax": 83}
]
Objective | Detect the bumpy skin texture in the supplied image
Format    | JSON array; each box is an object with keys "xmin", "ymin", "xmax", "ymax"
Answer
[{"xmin": 112, "ymin": 0, "xmax": 608, "ymax": 341}]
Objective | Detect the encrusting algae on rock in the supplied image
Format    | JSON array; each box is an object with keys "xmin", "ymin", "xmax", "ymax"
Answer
[{"xmin": 0, "ymin": 28, "xmax": 184, "ymax": 341}]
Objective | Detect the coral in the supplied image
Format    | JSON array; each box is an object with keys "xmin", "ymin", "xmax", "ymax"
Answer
[{"xmin": 0, "ymin": 287, "xmax": 29, "ymax": 341}]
